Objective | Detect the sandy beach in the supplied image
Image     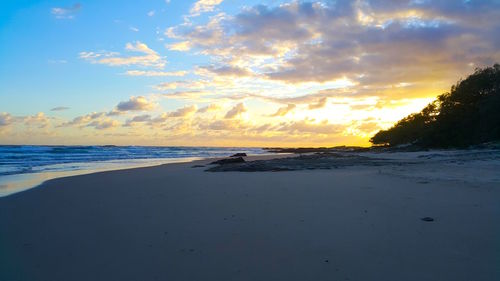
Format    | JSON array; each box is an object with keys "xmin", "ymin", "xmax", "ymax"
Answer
[
  {"xmin": 3, "ymin": 1, "xmax": 500, "ymax": 280},
  {"xmin": 1, "ymin": 152, "xmax": 499, "ymax": 281}
]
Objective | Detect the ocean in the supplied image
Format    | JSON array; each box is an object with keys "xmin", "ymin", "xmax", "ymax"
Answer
[{"xmin": 0, "ymin": 145, "xmax": 268, "ymax": 197}]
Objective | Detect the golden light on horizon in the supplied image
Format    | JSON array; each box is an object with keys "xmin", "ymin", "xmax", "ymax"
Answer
[{"xmin": 1, "ymin": 1, "xmax": 499, "ymax": 147}]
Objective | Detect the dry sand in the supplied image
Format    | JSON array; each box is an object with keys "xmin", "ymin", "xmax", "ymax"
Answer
[{"xmin": 0, "ymin": 152, "xmax": 499, "ymax": 281}]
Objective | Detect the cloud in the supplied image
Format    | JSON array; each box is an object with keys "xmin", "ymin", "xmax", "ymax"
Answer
[
  {"xmin": 60, "ymin": 111, "xmax": 120, "ymax": 130},
  {"xmin": 129, "ymin": 26, "xmax": 140, "ymax": 32},
  {"xmin": 277, "ymin": 119, "xmax": 345, "ymax": 135},
  {"xmin": 124, "ymin": 114, "xmax": 152, "ymax": 126},
  {"xmin": 48, "ymin": 59, "xmax": 68, "ymax": 64},
  {"xmin": 116, "ymin": 105, "xmax": 197, "ymax": 129},
  {"xmin": 87, "ymin": 120, "xmax": 119, "ymax": 130},
  {"xmin": 166, "ymin": 0, "xmax": 500, "ymax": 94},
  {"xmin": 50, "ymin": 106, "xmax": 70, "ymax": 111},
  {"xmin": 197, "ymin": 103, "xmax": 220, "ymax": 113},
  {"xmin": 0, "ymin": 113, "xmax": 14, "ymax": 127},
  {"xmin": 0, "ymin": 112, "xmax": 53, "ymax": 130},
  {"xmin": 167, "ymin": 105, "xmax": 198, "ymax": 117},
  {"xmin": 124, "ymin": 70, "xmax": 187, "ymax": 77},
  {"xmin": 199, "ymin": 65, "xmax": 253, "ymax": 77},
  {"xmin": 60, "ymin": 112, "xmax": 105, "ymax": 127},
  {"xmin": 308, "ymin": 97, "xmax": 328, "ymax": 110},
  {"xmin": 16, "ymin": 0, "xmax": 500, "ymax": 146},
  {"xmin": 80, "ymin": 41, "xmax": 166, "ymax": 69},
  {"xmin": 224, "ymin": 103, "xmax": 247, "ymax": 119},
  {"xmin": 355, "ymin": 121, "xmax": 381, "ymax": 134},
  {"xmin": 155, "ymin": 81, "xmax": 185, "ymax": 90},
  {"xmin": 165, "ymin": 13, "xmax": 226, "ymax": 52},
  {"xmin": 199, "ymin": 119, "xmax": 249, "ymax": 131},
  {"xmin": 151, "ymin": 113, "xmax": 169, "ymax": 124},
  {"xmin": 106, "ymin": 109, "xmax": 123, "ymax": 116},
  {"xmin": 190, "ymin": 0, "xmax": 224, "ymax": 16},
  {"xmin": 260, "ymin": 90, "xmax": 343, "ymax": 105},
  {"xmin": 192, "ymin": 115, "xmax": 346, "ymax": 139},
  {"xmin": 116, "ymin": 96, "xmax": 156, "ymax": 112},
  {"xmin": 167, "ymin": 41, "xmax": 192, "ymax": 51},
  {"xmin": 23, "ymin": 113, "xmax": 50, "ymax": 128},
  {"xmin": 161, "ymin": 90, "xmax": 211, "ymax": 100},
  {"xmin": 147, "ymin": 10, "xmax": 155, "ymax": 17},
  {"xmin": 154, "ymin": 80, "xmax": 208, "ymax": 91},
  {"xmin": 270, "ymin": 104, "xmax": 296, "ymax": 117},
  {"xmin": 51, "ymin": 3, "xmax": 81, "ymax": 19}
]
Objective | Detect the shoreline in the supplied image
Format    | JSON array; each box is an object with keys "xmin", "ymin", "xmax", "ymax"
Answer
[
  {"xmin": 0, "ymin": 145, "xmax": 272, "ymax": 197},
  {"xmin": 3, "ymin": 147, "xmax": 499, "ymax": 198},
  {"xmin": 0, "ymin": 157, "xmax": 202, "ymax": 198},
  {"xmin": 0, "ymin": 153, "xmax": 287, "ymax": 198}
]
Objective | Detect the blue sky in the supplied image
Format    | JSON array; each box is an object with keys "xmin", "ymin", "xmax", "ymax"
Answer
[
  {"xmin": 1, "ymin": 0, "xmax": 499, "ymax": 146},
  {"xmin": 2, "ymin": 0, "xmax": 211, "ymax": 116}
]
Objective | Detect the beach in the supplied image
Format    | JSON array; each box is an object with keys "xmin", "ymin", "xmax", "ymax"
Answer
[
  {"xmin": 3, "ymin": 1, "xmax": 500, "ymax": 280},
  {"xmin": 1, "ymin": 152, "xmax": 499, "ymax": 281}
]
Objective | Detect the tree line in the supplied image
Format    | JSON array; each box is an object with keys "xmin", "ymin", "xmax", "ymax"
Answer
[{"xmin": 370, "ymin": 64, "xmax": 500, "ymax": 148}]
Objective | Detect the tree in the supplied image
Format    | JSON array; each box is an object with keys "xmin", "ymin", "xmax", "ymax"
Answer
[{"xmin": 370, "ymin": 64, "xmax": 500, "ymax": 148}]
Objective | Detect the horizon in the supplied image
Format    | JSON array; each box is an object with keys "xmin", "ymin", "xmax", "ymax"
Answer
[
  {"xmin": 1, "ymin": 1, "xmax": 500, "ymax": 146},
  {"xmin": 0, "ymin": 143, "xmax": 369, "ymax": 149}
]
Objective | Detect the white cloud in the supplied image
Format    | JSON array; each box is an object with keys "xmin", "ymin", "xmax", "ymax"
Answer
[
  {"xmin": 166, "ymin": 41, "xmax": 192, "ymax": 51},
  {"xmin": 23, "ymin": 113, "xmax": 50, "ymax": 128},
  {"xmin": 190, "ymin": 0, "xmax": 224, "ymax": 16},
  {"xmin": 147, "ymin": 10, "xmax": 155, "ymax": 17},
  {"xmin": 0, "ymin": 113, "xmax": 14, "ymax": 127},
  {"xmin": 80, "ymin": 41, "xmax": 166, "ymax": 69},
  {"xmin": 51, "ymin": 3, "xmax": 81, "ymax": 19}
]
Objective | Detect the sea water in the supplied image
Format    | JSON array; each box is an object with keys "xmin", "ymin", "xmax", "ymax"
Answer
[{"xmin": 0, "ymin": 145, "xmax": 267, "ymax": 197}]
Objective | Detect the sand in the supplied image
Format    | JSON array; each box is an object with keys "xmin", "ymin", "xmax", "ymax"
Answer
[{"xmin": 0, "ymin": 152, "xmax": 499, "ymax": 281}]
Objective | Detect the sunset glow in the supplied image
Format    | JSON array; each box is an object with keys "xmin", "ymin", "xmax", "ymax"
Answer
[{"xmin": 1, "ymin": 0, "xmax": 499, "ymax": 146}]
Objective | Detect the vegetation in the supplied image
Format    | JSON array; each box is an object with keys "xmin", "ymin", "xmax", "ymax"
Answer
[{"xmin": 371, "ymin": 64, "xmax": 500, "ymax": 148}]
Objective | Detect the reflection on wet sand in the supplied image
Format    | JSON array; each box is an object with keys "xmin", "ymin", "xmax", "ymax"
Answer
[{"xmin": 0, "ymin": 157, "xmax": 201, "ymax": 197}]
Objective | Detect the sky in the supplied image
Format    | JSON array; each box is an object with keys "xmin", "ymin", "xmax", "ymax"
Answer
[{"xmin": 0, "ymin": 0, "xmax": 499, "ymax": 147}]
